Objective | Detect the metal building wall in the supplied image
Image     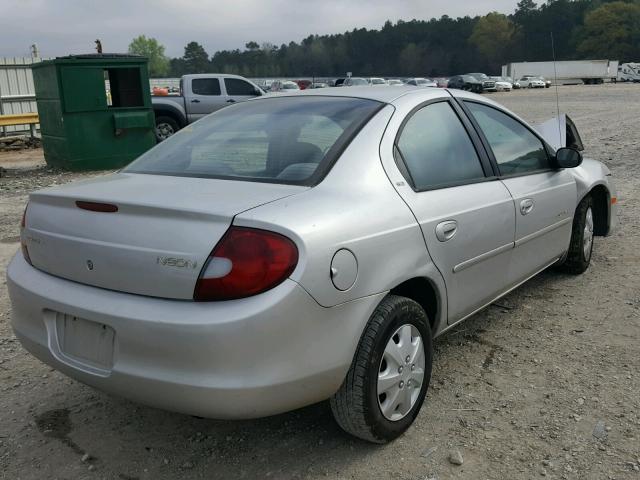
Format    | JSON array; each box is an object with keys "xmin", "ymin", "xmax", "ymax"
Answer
[{"xmin": 0, "ymin": 57, "xmax": 50, "ymax": 135}]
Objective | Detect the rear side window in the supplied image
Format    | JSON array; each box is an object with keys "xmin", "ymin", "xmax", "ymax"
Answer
[
  {"xmin": 225, "ymin": 78, "xmax": 256, "ymax": 96},
  {"xmin": 124, "ymin": 96, "xmax": 382, "ymax": 185},
  {"xmin": 465, "ymin": 102, "xmax": 549, "ymax": 175},
  {"xmin": 396, "ymin": 101, "xmax": 485, "ymax": 190},
  {"xmin": 192, "ymin": 78, "xmax": 221, "ymax": 96}
]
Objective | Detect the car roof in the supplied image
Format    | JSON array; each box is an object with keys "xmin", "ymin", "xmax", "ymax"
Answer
[{"xmin": 271, "ymin": 85, "xmax": 430, "ymax": 103}]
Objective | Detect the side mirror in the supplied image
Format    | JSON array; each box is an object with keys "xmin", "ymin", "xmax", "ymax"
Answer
[
  {"xmin": 253, "ymin": 88, "xmax": 263, "ymax": 96},
  {"xmin": 555, "ymin": 147, "xmax": 583, "ymax": 168}
]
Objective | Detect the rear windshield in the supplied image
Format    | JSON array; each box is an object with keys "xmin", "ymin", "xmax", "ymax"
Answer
[{"xmin": 125, "ymin": 96, "xmax": 381, "ymax": 185}]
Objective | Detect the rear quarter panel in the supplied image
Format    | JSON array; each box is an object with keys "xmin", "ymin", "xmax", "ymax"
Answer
[{"xmin": 234, "ymin": 104, "xmax": 448, "ymax": 325}]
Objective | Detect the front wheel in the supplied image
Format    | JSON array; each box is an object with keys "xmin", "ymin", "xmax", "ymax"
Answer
[
  {"xmin": 330, "ymin": 295, "xmax": 433, "ymax": 443},
  {"xmin": 558, "ymin": 195, "xmax": 594, "ymax": 274}
]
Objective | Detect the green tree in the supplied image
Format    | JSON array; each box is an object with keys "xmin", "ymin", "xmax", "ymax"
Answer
[
  {"xmin": 469, "ymin": 13, "xmax": 517, "ymax": 70},
  {"xmin": 398, "ymin": 43, "xmax": 426, "ymax": 75},
  {"xmin": 183, "ymin": 41, "xmax": 210, "ymax": 73},
  {"xmin": 128, "ymin": 35, "xmax": 169, "ymax": 77},
  {"xmin": 576, "ymin": 1, "xmax": 640, "ymax": 60}
]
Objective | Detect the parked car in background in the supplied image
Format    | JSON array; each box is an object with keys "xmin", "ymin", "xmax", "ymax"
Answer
[
  {"xmin": 332, "ymin": 78, "xmax": 346, "ymax": 87},
  {"xmin": 505, "ymin": 76, "xmax": 521, "ymax": 89},
  {"xmin": 447, "ymin": 75, "xmax": 484, "ymax": 93},
  {"xmin": 369, "ymin": 77, "xmax": 388, "ymax": 86},
  {"xmin": 466, "ymin": 73, "xmax": 497, "ymax": 92},
  {"xmin": 434, "ymin": 77, "xmax": 449, "ymax": 88},
  {"xmin": 342, "ymin": 77, "xmax": 369, "ymax": 87},
  {"xmin": 490, "ymin": 76, "xmax": 513, "ymax": 92},
  {"xmin": 311, "ymin": 82, "xmax": 329, "ymax": 88},
  {"xmin": 271, "ymin": 80, "xmax": 301, "ymax": 92},
  {"xmin": 152, "ymin": 74, "xmax": 264, "ymax": 141},
  {"xmin": 9, "ymin": 87, "xmax": 616, "ymax": 445},
  {"xmin": 295, "ymin": 80, "xmax": 312, "ymax": 90},
  {"xmin": 387, "ymin": 79, "xmax": 405, "ymax": 86},
  {"xmin": 519, "ymin": 75, "xmax": 546, "ymax": 88},
  {"xmin": 405, "ymin": 77, "xmax": 437, "ymax": 87},
  {"xmin": 260, "ymin": 79, "xmax": 276, "ymax": 91}
]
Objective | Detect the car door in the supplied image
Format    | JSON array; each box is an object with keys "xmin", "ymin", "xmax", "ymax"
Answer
[
  {"xmin": 462, "ymin": 100, "xmax": 576, "ymax": 286},
  {"xmin": 223, "ymin": 77, "xmax": 261, "ymax": 104},
  {"xmin": 184, "ymin": 77, "xmax": 227, "ymax": 122},
  {"xmin": 389, "ymin": 99, "xmax": 516, "ymax": 324}
]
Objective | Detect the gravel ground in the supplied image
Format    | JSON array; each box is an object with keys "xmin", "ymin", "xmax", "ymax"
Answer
[{"xmin": 0, "ymin": 84, "xmax": 638, "ymax": 480}]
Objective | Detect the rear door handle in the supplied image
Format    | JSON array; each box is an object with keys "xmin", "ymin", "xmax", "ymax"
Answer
[
  {"xmin": 520, "ymin": 198, "xmax": 534, "ymax": 215},
  {"xmin": 190, "ymin": 99, "xmax": 200, "ymax": 103},
  {"xmin": 435, "ymin": 220, "xmax": 458, "ymax": 242},
  {"xmin": 226, "ymin": 99, "xmax": 236, "ymax": 103}
]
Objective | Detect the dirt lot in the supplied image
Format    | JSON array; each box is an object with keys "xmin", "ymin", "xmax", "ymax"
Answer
[{"xmin": 0, "ymin": 84, "xmax": 638, "ymax": 480}]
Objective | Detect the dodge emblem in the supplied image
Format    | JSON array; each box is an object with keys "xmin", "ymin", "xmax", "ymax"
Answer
[{"xmin": 86, "ymin": 260, "xmax": 94, "ymax": 271}]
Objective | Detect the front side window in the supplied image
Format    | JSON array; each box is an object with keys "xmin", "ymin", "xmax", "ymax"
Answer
[
  {"xmin": 396, "ymin": 101, "xmax": 485, "ymax": 190},
  {"xmin": 225, "ymin": 78, "xmax": 257, "ymax": 96},
  {"xmin": 124, "ymin": 96, "xmax": 381, "ymax": 185},
  {"xmin": 191, "ymin": 78, "xmax": 221, "ymax": 96},
  {"xmin": 465, "ymin": 102, "xmax": 549, "ymax": 175}
]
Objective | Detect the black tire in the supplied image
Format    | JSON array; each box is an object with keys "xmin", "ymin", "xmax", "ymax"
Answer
[
  {"xmin": 155, "ymin": 115, "xmax": 180, "ymax": 142},
  {"xmin": 559, "ymin": 195, "xmax": 594, "ymax": 274},
  {"xmin": 330, "ymin": 295, "xmax": 433, "ymax": 443}
]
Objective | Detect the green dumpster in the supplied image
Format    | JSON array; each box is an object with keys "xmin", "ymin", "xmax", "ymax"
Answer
[{"xmin": 32, "ymin": 54, "xmax": 156, "ymax": 171}]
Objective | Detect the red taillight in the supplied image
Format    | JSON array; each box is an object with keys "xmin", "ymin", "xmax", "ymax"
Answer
[
  {"xmin": 20, "ymin": 203, "xmax": 32, "ymax": 265},
  {"xmin": 194, "ymin": 227, "xmax": 298, "ymax": 301}
]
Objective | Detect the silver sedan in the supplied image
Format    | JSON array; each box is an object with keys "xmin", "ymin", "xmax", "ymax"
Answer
[{"xmin": 7, "ymin": 87, "xmax": 617, "ymax": 443}]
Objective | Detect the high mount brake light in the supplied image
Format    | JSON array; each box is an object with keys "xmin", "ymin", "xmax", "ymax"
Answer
[
  {"xmin": 194, "ymin": 227, "xmax": 298, "ymax": 301},
  {"xmin": 76, "ymin": 201, "xmax": 118, "ymax": 213}
]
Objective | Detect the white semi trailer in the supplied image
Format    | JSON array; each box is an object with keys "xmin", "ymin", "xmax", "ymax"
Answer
[{"xmin": 502, "ymin": 60, "xmax": 619, "ymax": 85}]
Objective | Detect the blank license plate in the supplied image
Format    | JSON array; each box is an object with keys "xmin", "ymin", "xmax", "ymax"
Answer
[{"xmin": 55, "ymin": 313, "xmax": 115, "ymax": 370}]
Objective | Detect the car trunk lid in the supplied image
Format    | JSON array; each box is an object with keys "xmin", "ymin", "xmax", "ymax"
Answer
[{"xmin": 23, "ymin": 173, "xmax": 305, "ymax": 299}]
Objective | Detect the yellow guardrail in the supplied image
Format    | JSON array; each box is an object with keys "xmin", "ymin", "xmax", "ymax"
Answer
[
  {"xmin": 0, "ymin": 113, "xmax": 39, "ymax": 138},
  {"xmin": 0, "ymin": 112, "xmax": 39, "ymax": 127}
]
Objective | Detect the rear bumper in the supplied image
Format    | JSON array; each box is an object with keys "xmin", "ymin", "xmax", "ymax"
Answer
[{"xmin": 7, "ymin": 253, "xmax": 384, "ymax": 419}]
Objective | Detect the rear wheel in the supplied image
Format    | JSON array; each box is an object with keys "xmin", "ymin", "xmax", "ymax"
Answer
[
  {"xmin": 559, "ymin": 195, "xmax": 594, "ymax": 274},
  {"xmin": 155, "ymin": 116, "xmax": 179, "ymax": 142},
  {"xmin": 330, "ymin": 295, "xmax": 433, "ymax": 443}
]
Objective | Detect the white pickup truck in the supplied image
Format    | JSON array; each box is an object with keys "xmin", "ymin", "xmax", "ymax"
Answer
[{"xmin": 152, "ymin": 74, "xmax": 265, "ymax": 141}]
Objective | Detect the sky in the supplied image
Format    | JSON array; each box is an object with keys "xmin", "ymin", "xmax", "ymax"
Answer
[{"xmin": 0, "ymin": 0, "xmax": 521, "ymax": 58}]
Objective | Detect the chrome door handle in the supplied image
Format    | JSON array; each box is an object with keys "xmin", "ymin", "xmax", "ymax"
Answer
[
  {"xmin": 520, "ymin": 198, "xmax": 534, "ymax": 215},
  {"xmin": 190, "ymin": 99, "xmax": 200, "ymax": 103},
  {"xmin": 435, "ymin": 220, "xmax": 458, "ymax": 242}
]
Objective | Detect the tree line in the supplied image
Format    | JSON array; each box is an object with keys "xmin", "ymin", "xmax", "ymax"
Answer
[{"xmin": 129, "ymin": 0, "xmax": 640, "ymax": 78}]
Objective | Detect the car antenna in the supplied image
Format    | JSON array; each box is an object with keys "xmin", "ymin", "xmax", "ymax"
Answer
[{"xmin": 550, "ymin": 32, "xmax": 562, "ymax": 145}]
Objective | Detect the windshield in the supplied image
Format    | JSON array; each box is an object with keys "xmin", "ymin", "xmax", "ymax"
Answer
[
  {"xmin": 125, "ymin": 96, "xmax": 382, "ymax": 185},
  {"xmin": 348, "ymin": 78, "xmax": 368, "ymax": 86},
  {"xmin": 282, "ymin": 82, "xmax": 299, "ymax": 89},
  {"xmin": 371, "ymin": 78, "xmax": 386, "ymax": 84}
]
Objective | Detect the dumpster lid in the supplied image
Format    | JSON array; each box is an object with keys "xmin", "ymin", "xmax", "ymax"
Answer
[
  {"xmin": 58, "ymin": 53, "xmax": 146, "ymax": 59},
  {"xmin": 32, "ymin": 54, "xmax": 148, "ymax": 68}
]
